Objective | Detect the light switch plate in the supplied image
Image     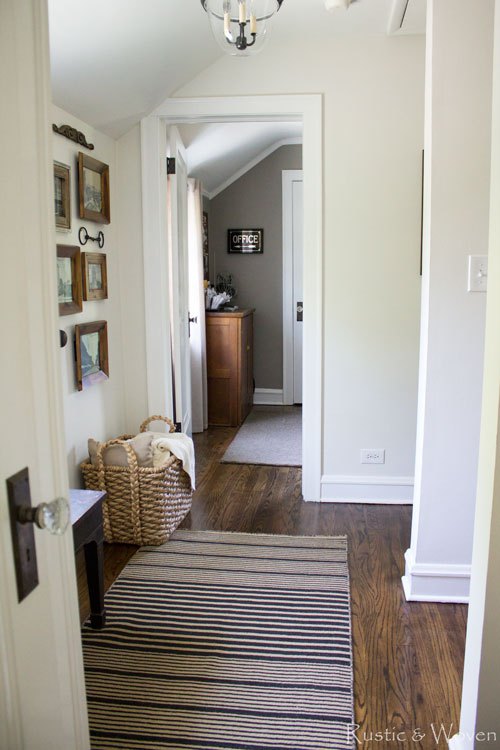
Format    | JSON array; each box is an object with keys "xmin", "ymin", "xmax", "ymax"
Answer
[
  {"xmin": 468, "ymin": 255, "xmax": 488, "ymax": 292},
  {"xmin": 7, "ymin": 467, "xmax": 39, "ymax": 602}
]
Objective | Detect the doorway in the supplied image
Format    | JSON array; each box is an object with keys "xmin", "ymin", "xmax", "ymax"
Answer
[{"xmin": 141, "ymin": 95, "xmax": 323, "ymax": 500}]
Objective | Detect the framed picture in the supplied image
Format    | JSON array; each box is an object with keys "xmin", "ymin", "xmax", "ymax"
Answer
[
  {"xmin": 82, "ymin": 252, "xmax": 108, "ymax": 301},
  {"xmin": 202, "ymin": 211, "xmax": 209, "ymax": 281},
  {"xmin": 54, "ymin": 162, "xmax": 71, "ymax": 231},
  {"xmin": 228, "ymin": 228, "xmax": 263, "ymax": 254},
  {"xmin": 57, "ymin": 244, "xmax": 82, "ymax": 316},
  {"xmin": 78, "ymin": 152, "xmax": 110, "ymax": 224},
  {"xmin": 75, "ymin": 320, "xmax": 109, "ymax": 391}
]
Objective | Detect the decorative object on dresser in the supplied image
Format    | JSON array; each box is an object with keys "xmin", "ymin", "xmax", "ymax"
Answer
[
  {"xmin": 53, "ymin": 123, "xmax": 94, "ymax": 150},
  {"xmin": 81, "ymin": 416, "xmax": 193, "ymax": 546},
  {"xmin": 79, "ymin": 226, "xmax": 105, "ymax": 248},
  {"xmin": 75, "ymin": 320, "xmax": 109, "ymax": 391},
  {"xmin": 78, "ymin": 152, "xmax": 110, "ymax": 224},
  {"xmin": 206, "ymin": 309, "xmax": 254, "ymax": 426},
  {"xmin": 82, "ymin": 252, "xmax": 108, "ymax": 301},
  {"xmin": 228, "ymin": 228, "xmax": 263, "ymax": 254},
  {"xmin": 57, "ymin": 244, "xmax": 83, "ymax": 316},
  {"xmin": 53, "ymin": 162, "xmax": 71, "ymax": 231}
]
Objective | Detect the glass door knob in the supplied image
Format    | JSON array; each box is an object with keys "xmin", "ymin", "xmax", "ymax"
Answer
[{"xmin": 18, "ymin": 497, "xmax": 70, "ymax": 535}]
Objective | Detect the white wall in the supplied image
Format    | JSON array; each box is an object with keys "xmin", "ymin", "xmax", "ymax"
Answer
[
  {"xmin": 115, "ymin": 124, "xmax": 149, "ymax": 433},
  {"xmin": 173, "ymin": 34, "xmax": 425, "ymax": 502},
  {"xmin": 403, "ymin": 0, "xmax": 494, "ymax": 603},
  {"xmin": 53, "ymin": 105, "xmax": 126, "ymax": 487},
  {"xmin": 452, "ymin": 0, "xmax": 500, "ymax": 744}
]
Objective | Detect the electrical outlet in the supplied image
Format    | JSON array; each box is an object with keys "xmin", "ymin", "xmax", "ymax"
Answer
[{"xmin": 361, "ymin": 449, "xmax": 385, "ymax": 464}]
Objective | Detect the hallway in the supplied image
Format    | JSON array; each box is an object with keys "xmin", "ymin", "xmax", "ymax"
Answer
[{"xmin": 78, "ymin": 424, "xmax": 467, "ymax": 748}]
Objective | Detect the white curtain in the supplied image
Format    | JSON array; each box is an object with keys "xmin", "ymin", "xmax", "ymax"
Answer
[{"xmin": 187, "ymin": 178, "xmax": 208, "ymax": 432}]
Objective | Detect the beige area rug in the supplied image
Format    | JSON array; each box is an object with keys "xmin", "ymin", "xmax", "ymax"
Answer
[
  {"xmin": 81, "ymin": 529, "xmax": 354, "ymax": 750},
  {"xmin": 221, "ymin": 407, "xmax": 302, "ymax": 466}
]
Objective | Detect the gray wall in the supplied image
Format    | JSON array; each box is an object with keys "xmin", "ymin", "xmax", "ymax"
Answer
[{"xmin": 210, "ymin": 145, "xmax": 302, "ymax": 390}]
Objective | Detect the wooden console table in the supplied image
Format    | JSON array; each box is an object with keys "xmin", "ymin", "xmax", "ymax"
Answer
[{"xmin": 70, "ymin": 489, "xmax": 106, "ymax": 629}]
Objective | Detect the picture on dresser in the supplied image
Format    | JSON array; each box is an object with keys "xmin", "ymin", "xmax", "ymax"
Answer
[
  {"xmin": 82, "ymin": 252, "xmax": 108, "ymax": 301},
  {"xmin": 57, "ymin": 244, "xmax": 82, "ymax": 316},
  {"xmin": 54, "ymin": 162, "xmax": 71, "ymax": 231},
  {"xmin": 78, "ymin": 152, "xmax": 110, "ymax": 224},
  {"xmin": 75, "ymin": 320, "xmax": 109, "ymax": 391}
]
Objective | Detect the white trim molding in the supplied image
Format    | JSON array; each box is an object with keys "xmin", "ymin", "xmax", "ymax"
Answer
[
  {"xmin": 320, "ymin": 475, "xmax": 414, "ymax": 503},
  {"xmin": 402, "ymin": 549, "xmax": 471, "ymax": 603},
  {"xmin": 448, "ymin": 736, "xmax": 467, "ymax": 750},
  {"xmin": 253, "ymin": 388, "xmax": 284, "ymax": 405},
  {"xmin": 148, "ymin": 95, "xmax": 323, "ymax": 502}
]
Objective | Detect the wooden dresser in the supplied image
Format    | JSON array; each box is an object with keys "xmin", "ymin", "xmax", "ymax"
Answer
[{"xmin": 206, "ymin": 309, "xmax": 254, "ymax": 427}]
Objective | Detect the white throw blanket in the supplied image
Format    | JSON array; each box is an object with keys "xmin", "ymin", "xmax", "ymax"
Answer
[{"xmin": 150, "ymin": 433, "xmax": 196, "ymax": 490}]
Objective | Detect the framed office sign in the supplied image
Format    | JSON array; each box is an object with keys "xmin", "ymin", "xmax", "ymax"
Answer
[{"xmin": 228, "ymin": 228, "xmax": 263, "ymax": 254}]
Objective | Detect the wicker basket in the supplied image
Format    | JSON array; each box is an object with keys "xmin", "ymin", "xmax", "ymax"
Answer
[{"xmin": 81, "ymin": 415, "xmax": 192, "ymax": 545}]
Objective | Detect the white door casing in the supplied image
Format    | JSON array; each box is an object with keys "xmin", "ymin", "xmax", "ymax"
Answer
[
  {"xmin": 282, "ymin": 170, "xmax": 304, "ymax": 405},
  {"xmin": 0, "ymin": 1, "xmax": 88, "ymax": 748},
  {"xmin": 141, "ymin": 95, "xmax": 323, "ymax": 501},
  {"xmin": 167, "ymin": 127, "xmax": 192, "ymax": 435}
]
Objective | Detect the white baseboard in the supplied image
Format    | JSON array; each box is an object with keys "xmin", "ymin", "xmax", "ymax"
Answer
[
  {"xmin": 402, "ymin": 548, "xmax": 471, "ymax": 603},
  {"xmin": 253, "ymin": 388, "xmax": 284, "ymax": 405},
  {"xmin": 320, "ymin": 475, "xmax": 414, "ymax": 504}
]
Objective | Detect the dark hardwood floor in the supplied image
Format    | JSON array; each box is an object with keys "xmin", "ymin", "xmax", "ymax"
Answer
[{"xmin": 77, "ymin": 423, "xmax": 467, "ymax": 749}]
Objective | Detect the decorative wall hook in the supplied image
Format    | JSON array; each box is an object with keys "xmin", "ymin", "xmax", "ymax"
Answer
[{"xmin": 78, "ymin": 226, "xmax": 105, "ymax": 248}]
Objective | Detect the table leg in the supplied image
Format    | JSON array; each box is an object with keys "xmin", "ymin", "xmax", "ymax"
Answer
[{"xmin": 83, "ymin": 539, "xmax": 106, "ymax": 629}]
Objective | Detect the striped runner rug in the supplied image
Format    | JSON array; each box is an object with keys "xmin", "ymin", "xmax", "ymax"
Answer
[{"xmin": 82, "ymin": 530, "xmax": 354, "ymax": 750}]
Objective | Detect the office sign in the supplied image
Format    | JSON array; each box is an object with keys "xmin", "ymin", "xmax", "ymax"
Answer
[{"xmin": 228, "ymin": 229, "xmax": 263, "ymax": 254}]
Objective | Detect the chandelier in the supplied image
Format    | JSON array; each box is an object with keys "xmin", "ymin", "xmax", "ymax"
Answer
[{"xmin": 201, "ymin": 0, "xmax": 285, "ymax": 56}]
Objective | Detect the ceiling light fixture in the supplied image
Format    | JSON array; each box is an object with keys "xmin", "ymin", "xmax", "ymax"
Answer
[{"xmin": 201, "ymin": 0, "xmax": 284, "ymax": 56}]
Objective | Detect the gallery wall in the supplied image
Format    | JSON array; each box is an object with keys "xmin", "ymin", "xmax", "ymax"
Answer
[
  {"xmin": 53, "ymin": 104, "xmax": 126, "ymax": 487},
  {"xmin": 208, "ymin": 144, "xmax": 302, "ymax": 392}
]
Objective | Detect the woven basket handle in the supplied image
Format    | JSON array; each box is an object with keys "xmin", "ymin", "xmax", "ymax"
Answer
[
  {"xmin": 95, "ymin": 438, "xmax": 142, "ymax": 544},
  {"xmin": 140, "ymin": 415, "xmax": 176, "ymax": 434}
]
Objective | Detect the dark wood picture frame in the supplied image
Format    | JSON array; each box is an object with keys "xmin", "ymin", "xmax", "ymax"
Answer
[
  {"xmin": 202, "ymin": 211, "xmax": 209, "ymax": 281},
  {"xmin": 54, "ymin": 162, "xmax": 71, "ymax": 231},
  {"xmin": 227, "ymin": 228, "xmax": 264, "ymax": 254},
  {"xmin": 57, "ymin": 244, "xmax": 83, "ymax": 316},
  {"xmin": 75, "ymin": 320, "xmax": 109, "ymax": 391},
  {"xmin": 81, "ymin": 252, "xmax": 108, "ymax": 301},
  {"xmin": 78, "ymin": 152, "xmax": 110, "ymax": 224}
]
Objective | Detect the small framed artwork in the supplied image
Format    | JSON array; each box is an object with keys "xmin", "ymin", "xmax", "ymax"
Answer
[
  {"xmin": 54, "ymin": 162, "xmax": 71, "ymax": 231},
  {"xmin": 228, "ymin": 228, "xmax": 263, "ymax": 254},
  {"xmin": 78, "ymin": 152, "xmax": 110, "ymax": 224},
  {"xmin": 75, "ymin": 320, "xmax": 109, "ymax": 391},
  {"xmin": 82, "ymin": 252, "xmax": 108, "ymax": 301},
  {"xmin": 57, "ymin": 244, "xmax": 83, "ymax": 316},
  {"xmin": 202, "ymin": 211, "xmax": 209, "ymax": 281}
]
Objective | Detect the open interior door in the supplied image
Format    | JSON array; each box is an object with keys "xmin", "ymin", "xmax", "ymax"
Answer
[
  {"xmin": 0, "ymin": 3, "xmax": 88, "ymax": 748},
  {"xmin": 167, "ymin": 127, "xmax": 192, "ymax": 435}
]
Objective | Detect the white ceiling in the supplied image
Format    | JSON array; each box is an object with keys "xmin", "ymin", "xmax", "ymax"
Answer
[
  {"xmin": 48, "ymin": 0, "xmax": 426, "ymax": 139},
  {"xmin": 178, "ymin": 121, "xmax": 303, "ymax": 197}
]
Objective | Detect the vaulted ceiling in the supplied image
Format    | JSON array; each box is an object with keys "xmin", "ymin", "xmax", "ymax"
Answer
[{"xmin": 48, "ymin": 0, "xmax": 426, "ymax": 139}]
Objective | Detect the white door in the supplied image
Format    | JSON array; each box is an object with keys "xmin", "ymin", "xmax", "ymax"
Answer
[
  {"xmin": 167, "ymin": 127, "xmax": 192, "ymax": 435},
  {"xmin": 0, "ymin": 2, "xmax": 88, "ymax": 748},
  {"xmin": 283, "ymin": 170, "xmax": 304, "ymax": 405}
]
